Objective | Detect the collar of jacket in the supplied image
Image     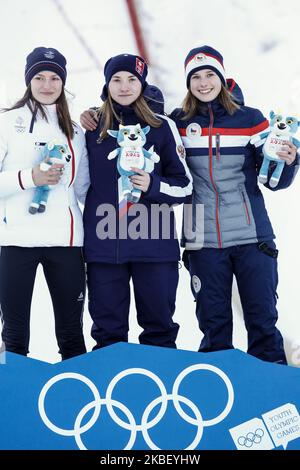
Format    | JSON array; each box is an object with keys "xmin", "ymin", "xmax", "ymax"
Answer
[
  {"xmin": 94, "ymin": 103, "xmax": 141, "ymax": 137},
  {"xmin": 196, "ymin": 79, "xmax": 245, "ymax": 117},
  {"xmin": 112, "ymin": 102, "xmax": 136, "ymax": 118},
  {"xmin": 199, "ymin": 97, "xmax": 228, "ymax": 117},
  {"xmin": 111, "ymin": 102, "xmax": 148, "ymax": 128}
]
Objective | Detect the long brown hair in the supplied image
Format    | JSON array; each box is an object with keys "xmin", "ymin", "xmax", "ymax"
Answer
[
  {"xmin": 97, "ymin": 93, "xmax": 162, "ymax": 142},
  {"xmin": 182, "ymin": 85, "xmax": 240, "ymax": 120},
  {"xmin": 2, "ymin": 85, "xmax": 74, "ymax": 139}
]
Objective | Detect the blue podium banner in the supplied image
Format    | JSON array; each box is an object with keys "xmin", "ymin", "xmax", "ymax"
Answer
[{"xmin": 0, "ymin": 344, "xmax": 300, "ymax": 450}]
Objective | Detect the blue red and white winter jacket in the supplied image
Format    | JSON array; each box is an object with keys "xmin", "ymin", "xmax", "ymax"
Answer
[
  {"xmin": 83, "ymin": 103, "xmax": 192, "ymax": 263},
  {"xmin": 170, "ymin": 80, "xmax": 299, "ymax": 249}
]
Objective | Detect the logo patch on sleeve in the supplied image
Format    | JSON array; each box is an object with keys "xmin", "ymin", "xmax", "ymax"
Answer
[{"xmin": 176, "ymin": 144, "xmax": 186, "ymax": 159}]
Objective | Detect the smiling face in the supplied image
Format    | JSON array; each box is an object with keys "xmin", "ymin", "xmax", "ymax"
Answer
[
  {"xmin": 270, "ymin": 113, "xmax": 299, "ymax": 136},
  {"xmin": 190, "ymin": 68, "xmax": 222, "ymax": 103},
  {"xmin": 108, "ymin": 71, "xmax": 142, "ymax": 106},
  {"xmin": 30, "ymin": 71, "xmax": 63, "ymax": 104},
  {"xmin": 116, "ymin": 124, "xmax": 146, "ymax": 147}
]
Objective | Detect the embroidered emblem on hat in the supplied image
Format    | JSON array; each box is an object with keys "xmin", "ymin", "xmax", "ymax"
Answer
[
  {"xmin": 135, "ymin": 58, "xmax": 145, "ymax": 76},
  {"xmin": 176, "ymin": 144, "xmax": 186, "ymax": 159},
  {"xmin": 44, "ymin": 50, "xmax": 55, "ymax": 59},
  {"xmin": 186, "ymin": 123, "xmax": 202, "ymax": 139},
  {"xmin": 192, "ymin": 275, "xmax": 201, "ymax": 294},
  {"xmin": 195, "ymin": 53, "xmax": 207, "ymax": 63}
]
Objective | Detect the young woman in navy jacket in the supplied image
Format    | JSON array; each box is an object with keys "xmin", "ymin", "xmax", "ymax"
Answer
[
  {"xmin": 79, "ymin": 54, "xmax": 192, "ymax": 349},
  {"xmin": 170, "ymin": 45, "xmax": 298, "ymax": 364}
]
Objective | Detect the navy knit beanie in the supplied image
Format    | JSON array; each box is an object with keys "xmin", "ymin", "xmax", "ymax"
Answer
[
  {"xmin": 25, "ymin": 47, "xmax": 67, "ymax": 86},
  {"xmin": 101, "ymin": 53, "xmax": 148, "ymax": 98},
  {"xmin": 184, "ymin": 45, "xmax": 226, "ymax": 88}
]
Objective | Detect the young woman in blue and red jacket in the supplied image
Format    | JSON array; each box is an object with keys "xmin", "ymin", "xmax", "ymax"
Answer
[
  {"xmin": 78, "ymin": 54, "xmax": 192, "ymax": 349},
  {"xmin": 170, "ymin": 45, "xmax": 298, "ymax": 364}
]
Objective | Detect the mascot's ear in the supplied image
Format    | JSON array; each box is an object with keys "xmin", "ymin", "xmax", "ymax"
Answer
[
  {"xmin": 107, "ymin": 129, "xmax": 118, "ymax": 138},
  {"xmin": 143, "ymin": 125, "xmax": 150, "ymax": 135},
  {"xmin": 47, "ymin": 140, "xmax": 56, "ymax": 151},
  {"xmin": 119, "ymin": 124, "xmax": 125, "ymax": 129},
  {"xmin": 270, "ymin": 110, "xmax": 275, "ymax": 119},
  {"xmin": 47, "ymin": 139, "xmax": 60, "ymax": 150}
]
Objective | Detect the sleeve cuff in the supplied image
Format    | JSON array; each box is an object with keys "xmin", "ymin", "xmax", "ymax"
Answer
[
  {"xmin": 289, "ymin": 154, "xmax": 300, "ymax": 167},
  {"xmin": 143, "ymin": 174, "xmax": 160, "ymax": 200},
  {"xmin": 19, "ymin": 168, "xmax": 36, "ymax": 190}
]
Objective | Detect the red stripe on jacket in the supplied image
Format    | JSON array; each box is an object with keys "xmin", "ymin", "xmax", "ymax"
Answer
[
  {"xmin": 67, "ymin": 138, "xmax": 75, "ymax": 246},
  {"xmin": 68, "ymin": 207, "xmax": 74, "ymax": 247},
  {"xmin": 179, "ymin": 119, "xmax": 269, "ymax": 137},
  {"xmin": 67, "ymin": 137, "xmax": 76, "ymax": 187}
]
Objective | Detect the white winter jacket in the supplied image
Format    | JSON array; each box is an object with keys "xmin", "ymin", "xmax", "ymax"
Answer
[{"xmin": 0, "ymin": 104, "xmax": 90, "ymax": 247}]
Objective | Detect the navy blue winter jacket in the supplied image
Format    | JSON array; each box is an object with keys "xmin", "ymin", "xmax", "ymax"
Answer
[
  {"xmin": 84, "ymin": 103, "xmax": 192, "ymax": 263},
  {"xmin": 170, "ymin": 80, "xmax": 299, "ymax": 249}
]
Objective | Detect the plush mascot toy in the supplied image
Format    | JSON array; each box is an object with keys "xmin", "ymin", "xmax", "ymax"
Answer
[
  {"xmin": 107, "ymin": 123, "xmax": 160, "ymax": 202},
  {"xmin": 251, "ymin": 111, "xmax": 300, "ymax": 187},
  {"xmin": 29, "ymin": 140, "xmax": 71, "ymax": 214}
]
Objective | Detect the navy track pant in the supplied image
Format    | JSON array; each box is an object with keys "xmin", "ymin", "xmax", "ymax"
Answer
[
  {"xmin": 87, "ymin": 261, "xmax": 179, "ymax": 349},
  {"xmin": 0, "ymin": 246, "xmax": 87, "ymax": 359},
  {"xmin": 184, "ymin": 242, "xmax": 287, "ymax": 364}
]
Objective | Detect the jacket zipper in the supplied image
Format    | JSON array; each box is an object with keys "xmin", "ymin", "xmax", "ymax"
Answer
[
  {"xmin": 116, "ymin": 114, "xmax": 122, "ymax": 264},
  {"xmin": 116, "ymin": 166, "xmax": 120, "ymax": 263},
  {"xmin": 208, "ymin": 104, "xmax": 222, "ymax": 248},
  {"xmin": 240, "ymin": 190, "xmax": 251, "ymax": 225},
  {"xmin": 216, "ymin": 133, "xmax": 221, "ymax": 162}
]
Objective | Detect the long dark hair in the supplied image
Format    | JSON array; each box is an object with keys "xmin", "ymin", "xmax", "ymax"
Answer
[
  {"xmin": 2, "ymin": 85, "xmax": 74, "ymax": 139},
  {"xmin": 182, "ymin": 85, "xmax": 240, "ymax": 120}
]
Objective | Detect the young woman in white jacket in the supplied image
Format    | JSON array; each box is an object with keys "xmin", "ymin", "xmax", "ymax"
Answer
[{"xmin": 0, "ymin": 47, "xmax": 90, "ymax": 360}]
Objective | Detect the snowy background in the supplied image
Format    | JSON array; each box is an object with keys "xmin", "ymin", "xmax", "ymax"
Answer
[{"xmin": 0, "ymin": 0, "xmax": 300, "ymax": 364}]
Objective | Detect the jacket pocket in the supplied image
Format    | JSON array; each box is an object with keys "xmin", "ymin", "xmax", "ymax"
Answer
[{"xmin": 239, "ymin": 185, "xmax": 251, "ymax": 225}]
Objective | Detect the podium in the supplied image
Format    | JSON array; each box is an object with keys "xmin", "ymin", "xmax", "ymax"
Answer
[{"xmin": 0, "ymin": 344, "xmax": 300, "ymax": 450}]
